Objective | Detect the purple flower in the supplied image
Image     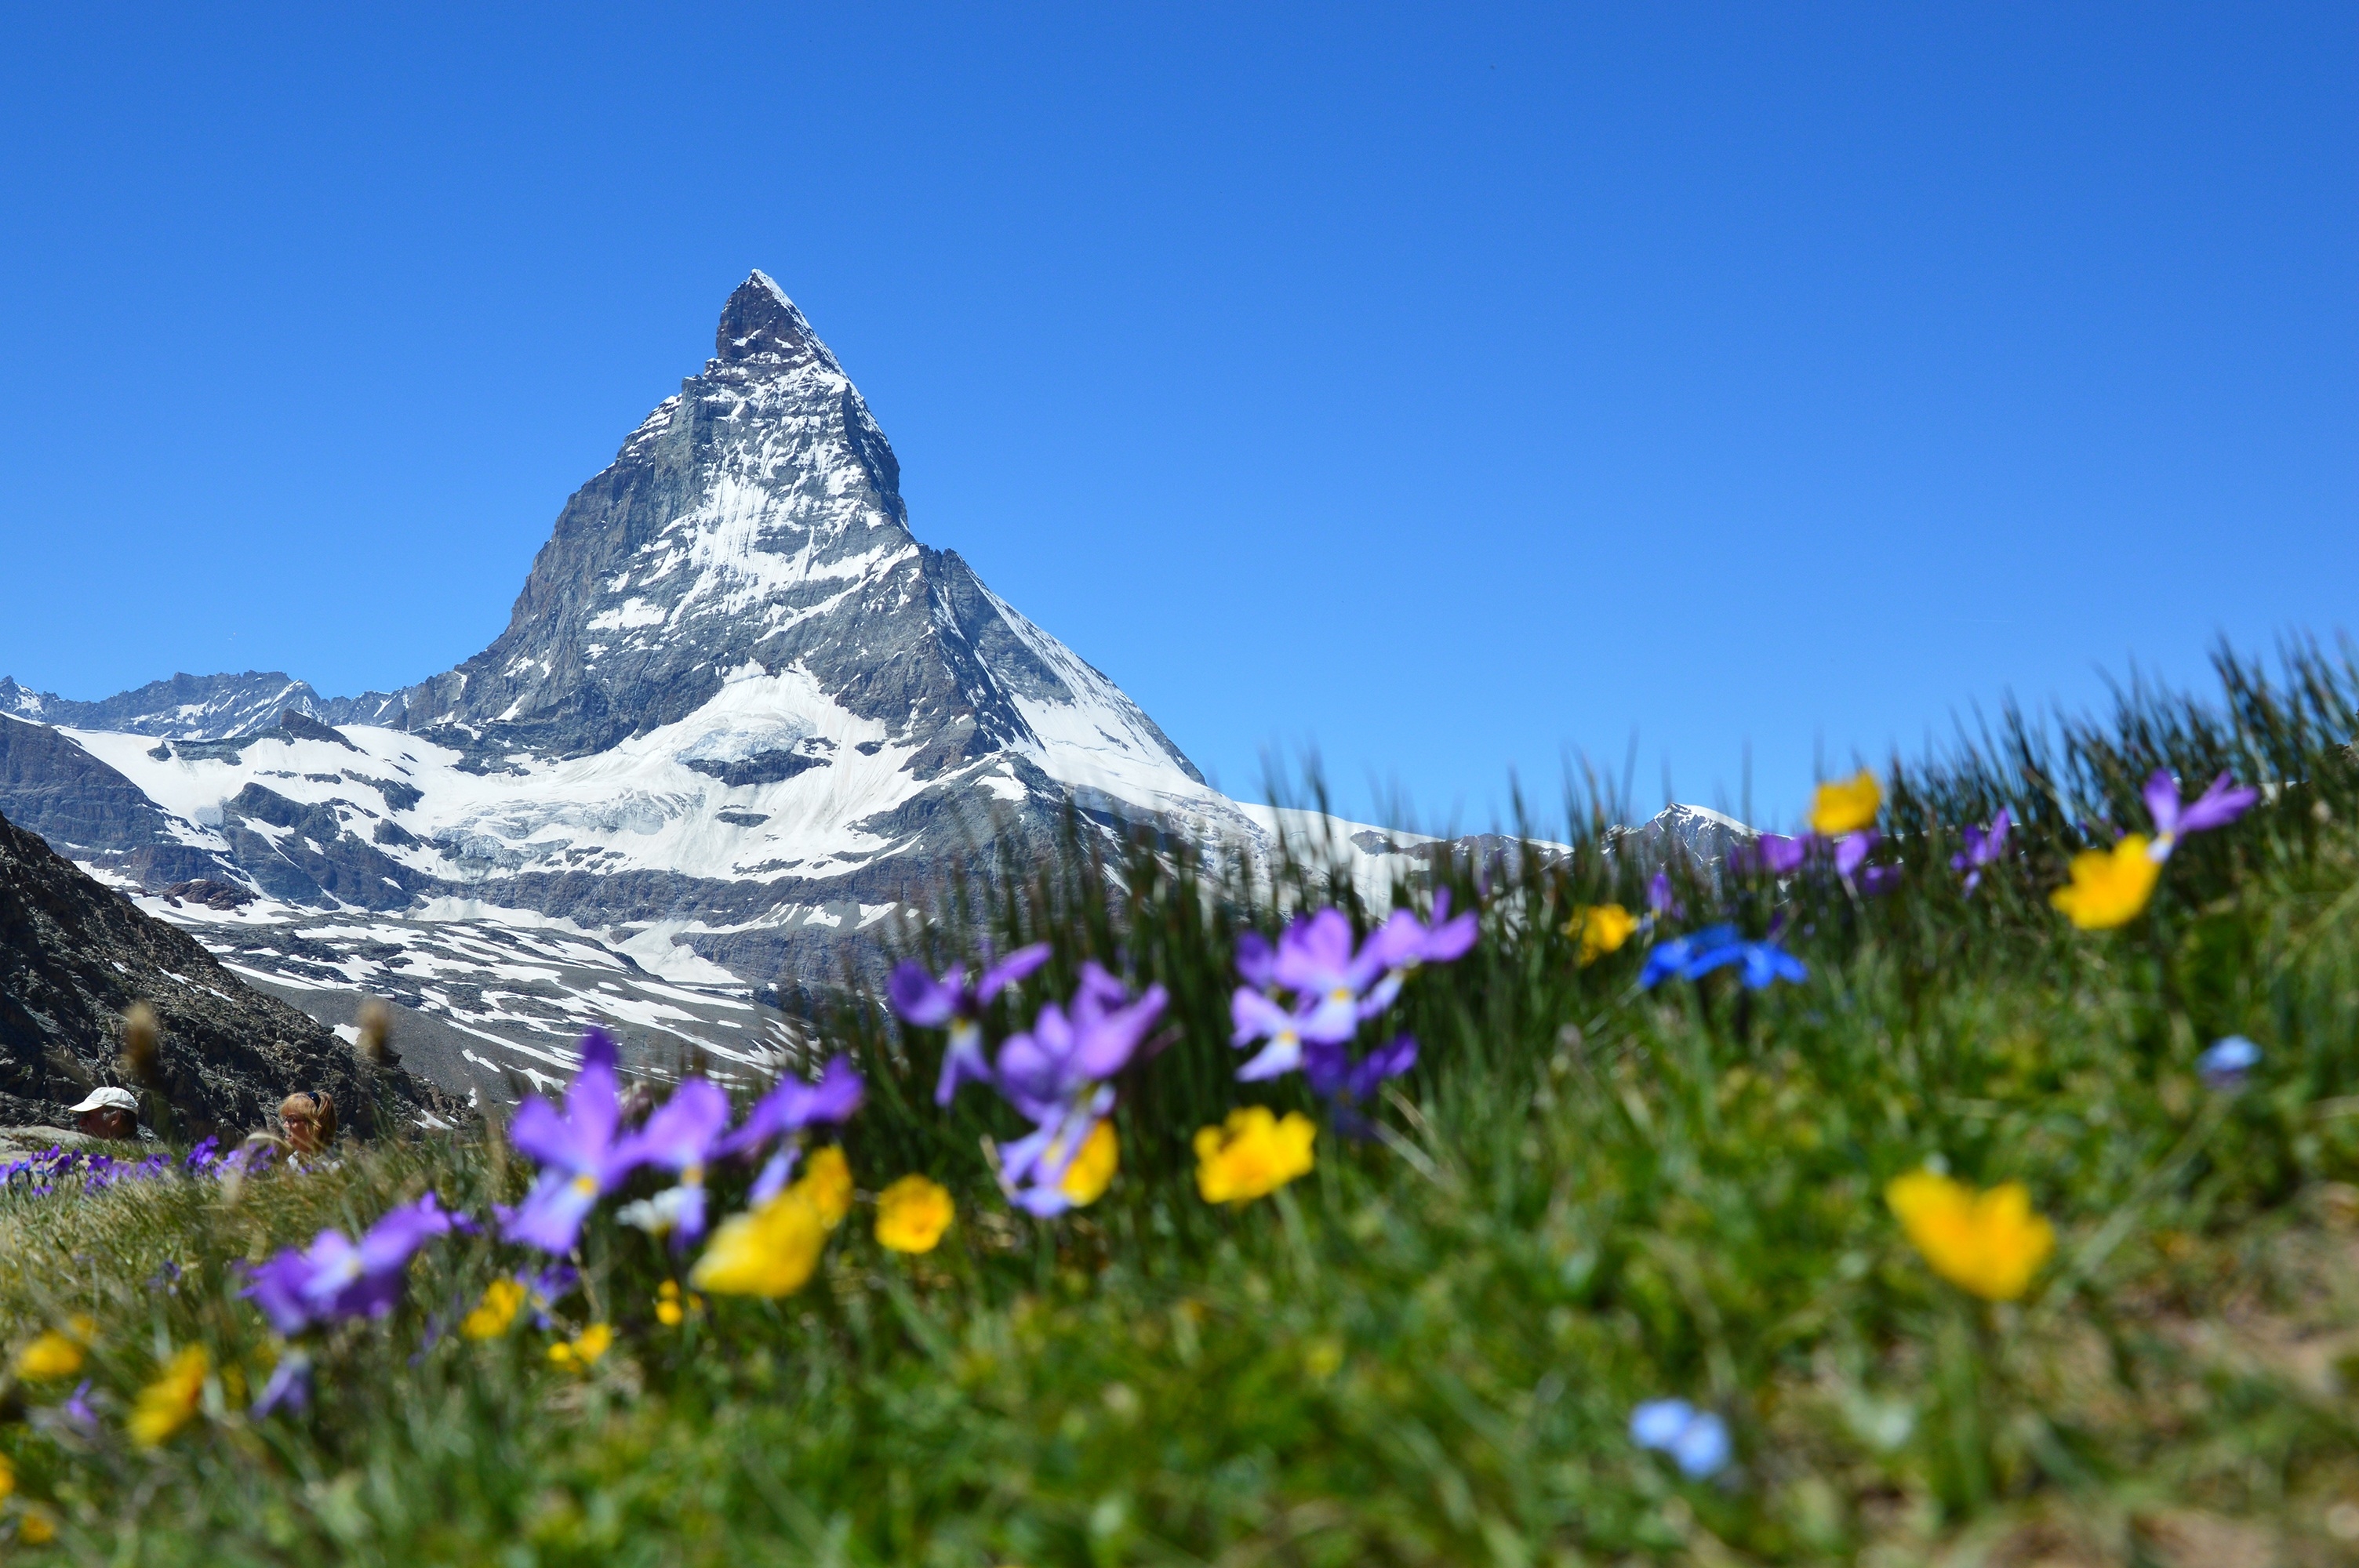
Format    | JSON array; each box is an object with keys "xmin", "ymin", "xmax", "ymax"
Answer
[
  {"xmin": 1950, "ymin": 808, "xmax": 2012, "ymax": 894},
  {"xmin": 720, "ymin": 1055, "xmax": 863, "ymax": 1156},
  {"xmin": 990, "ymin": 964, "xmax": 1166, "ymax": 1214},
  {"xmin": 1367, "ymin": 889, "xmax": 1479, "ymax": 975},
  {"xmin": 1273, "ymin": 909, "xmax": 1401, "ymax": 1039},
  {"xmin": 58, "ymin": 1379, "xmax": 97, "ymax": 1432},
  {"xmin": 1833, "ymin": 831, "xmax": 1900, "ymax": 896},
  {"xmin": 1229, "ymin": 898, "xmax": 1460, "ymax": 1087},
  {"xmin": 1230, "ymin": 987, "xmax": 1321, "ymax": 1081},
  {"xmin": 242, "ymin": 1193, "xmax": 459, "ymax": 1334},
  {"xmin": 612, "ymin": 1077, "xmax": 733, "ymax": 1244},
  {"xmin": 1747, "ymin": 833, "xmax": 1816, "ymax": 876},
  {"xmin": 527, "ymin": 1265, "xmax": 578, "ymax": 1325},
  {"xmin": 1235, "ymin": 930, "xmax": 1278, "ymax": 989},
  {"xmin": 1303, "ymin": 1032, "xmax": 1419, "ymax": 1109},
  {"xmin": 500, "ymin": 1029, "xmax": 640, "ymax": 1254},
  {"xmin": 251, "ymin": 1352, "xmax": 311, "ymax": 1417},
  {"xmin": 2144, "ymin": 770, "xmax": 2259, "ymax": 858},
  {"xmin": 2197, "ymin": 1035, "xmax": 2262, "ymax": 1090},
  {"xmin": 1647, "ymin": 869, "xmax": 1683, "ymax": 920},
  {"xmin": 1630, "ymin": 1399, "xmax": 1732, "ymax": 1478},
  {"xmin": 1832, "ymin": 830, "xmax": 1876, "ymax": 880},
  {"xmin": 994, "ymin": 964, "xmax": 1167, "ymax": 1126},
  {"xmin": 888, "ymin": 943, "xmax": 1052, "ymax": 1105},
  {"xmin": 216, "ymin": 1142, "xmax": 277, "ymax": 1179}
]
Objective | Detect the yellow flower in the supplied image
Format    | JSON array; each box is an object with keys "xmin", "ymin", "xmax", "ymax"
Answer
[
  {"xmin": 0, "ymin": 1450, "xmax": 13, "ymax": 1500},
  {"xmin": 1194, "ymin": 1107, "xmax": 1317, "ymax": 1206},
  {"xmin": 20, "ymin": 1506, "xmax": 56, "ymax": 1544},
  {"xmin": 13, "ymin": 1315, "xmax": 93, "ymax": 1381},
  {"xmin": 692, "ymin": 1187, "xmax": 828, "ymax": 1297},
  {"xmin": 1886, "ymin": 1170, "xmax": 2055, "ymax": 1301},
  {"xmin": 654, "ymin": 1279, "xmax": 703, "ymax": 1327},
  {"xmin": 1564, "ymin": 903, "xmax": 1638, "ymax": 966},
  {"xmin": 1810, "ymin": 770, "xmax": 1882, "ymax": 836},
  {"xmin": 460, "ymin": 1277, "xmax": 526, "ymax": 1340},
  {"xmin": 794, "ymin": 1145, "xmax": 854, "ymax": 1229},
  {"xmin": 547, "ymin": 1323, "xmax": 613, "ymax": 1370},
  {"xmin": 874, "ymin": 1174, "xmax": 955, "ymax": 1253},
  {"xmin": 1060, "ymin": 1120, "xmax": 1119, "ymax": 1207},
  {"xmin": 2049, "ymin": 835, "xmax": 2161, "ymax": 929},
  {"xmin": 129, "ymin": 1346, "xmax": 210, "ymax": 1447}
]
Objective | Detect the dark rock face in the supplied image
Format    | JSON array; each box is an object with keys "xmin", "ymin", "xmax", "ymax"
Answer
[
  {"xmin": 277, "ymin": 710, "xmax": 361, "ymax": 751},
  {"xmin": 0, "ymin": 808, "xmax": 449, "ymax": 1136},
  {"xmin": 0, "ymin": 717, "xmax": 238, "ymax": 888},
  {"xmin": 682, "ymin": 750, "xmax": 827, "ymax": 787},
  {"xmin": 216, "ymin": 784, "xmax": 426, "ymax": 912},
  {"xmin": 160, "ymin": 880, "xmax": 256, "ymax": 911}
]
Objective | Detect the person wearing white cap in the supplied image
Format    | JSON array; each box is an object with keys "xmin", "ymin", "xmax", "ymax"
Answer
[{"xmin": 67, "ymin": 1087, "xmax": 140, "ymax": 1142}]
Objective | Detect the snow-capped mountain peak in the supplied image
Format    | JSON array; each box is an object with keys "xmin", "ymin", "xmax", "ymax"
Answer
[{"xmin": 714, "ymin": 270, "xmax": 840, "ymax": 372}]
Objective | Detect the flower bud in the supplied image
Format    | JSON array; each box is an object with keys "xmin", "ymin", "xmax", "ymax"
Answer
[
  {"xmin": 355, "ymin": 998, "xmax": 395, "ymax": 1067},
  {"xmin": 120, "ymin": 1003, "xmax": 162, "ymax": 1087}
]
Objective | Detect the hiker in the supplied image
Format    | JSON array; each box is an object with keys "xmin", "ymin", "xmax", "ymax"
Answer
[
  {"xmin": 67, "ymin": 1087, "xmax": 140, "ymax": 1141},
  {"xmin": 279, "ymin": 1092, "xmax": 336, "ymax": 1156}
]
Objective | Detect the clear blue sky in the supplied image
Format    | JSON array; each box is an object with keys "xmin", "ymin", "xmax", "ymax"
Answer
[{"xmin": 2, "ymin": 4, "xmax": 2352, "ymax": 833}]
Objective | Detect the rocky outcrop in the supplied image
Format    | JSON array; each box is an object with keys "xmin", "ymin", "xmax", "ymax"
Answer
[
  {"xmin": 0, "ymin": 807, "xmax": 452, "ymax": 1136},
  {"xmin": 0, "ymin": 717, "xmax": 235, "ymax": 887}
]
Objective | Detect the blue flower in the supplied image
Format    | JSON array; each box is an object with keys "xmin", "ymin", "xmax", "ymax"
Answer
[
  {"xmin": 2197, "ymin": 1035, "xmax": 2262, "ymax": 1089},
  {"xmin": 1638, "ymin": 926, "xmax": 1805, "ymax": 991},
  {"xmin": 1630, "ymin": 1398, "xmax": 1731, "ymax": 1478},
  {"xmin": 1693, "ymin": 938, "xmax": 1809, "ymax": 990},
  {"xmin": 1638, "ymin": 925, "xmax": 1739, "ymax": 989}
]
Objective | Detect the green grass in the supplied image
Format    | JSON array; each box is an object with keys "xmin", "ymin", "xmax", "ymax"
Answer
[{"xmin": 6, "ymin": 642, "xmax": 2359, "ymax": 1565}]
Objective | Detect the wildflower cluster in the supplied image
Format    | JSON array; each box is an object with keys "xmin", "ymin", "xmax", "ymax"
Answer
[
  {"xmin": 890, "ymin": 892, "xmax": 1476, "ymax": 1210},
  {"xmin": 0, "ymin": 1138, "xmax": 250, "ymax": 1200},
  {"xmin": 1228, "ymin": 895, "xmax": 1474, "ymax": 1128},
  {"xmin": 0, "ymin": 739, "xmax": 2296, "ymax": 1542},
  {"xmin": 2051, "ymin": 770, "xmax": 2256, "ymax": 928}
]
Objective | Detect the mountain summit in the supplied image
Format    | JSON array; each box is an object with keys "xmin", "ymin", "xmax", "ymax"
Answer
[
  {"xmin": 714, "ymin": 270, "xmax": 831, "ymax": 365},
  {"xmin": 373, "ymin": 271, "xmax": 1202, "ymax": 791}
]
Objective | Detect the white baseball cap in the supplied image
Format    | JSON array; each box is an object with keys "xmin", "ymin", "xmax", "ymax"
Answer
[{"xmin": 67, "ymin": 1087, "xmax": 140, "ymax": 1115}]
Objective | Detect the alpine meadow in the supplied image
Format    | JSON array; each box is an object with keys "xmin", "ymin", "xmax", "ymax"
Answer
[{"xmin": 5, "ymin": 641, "xmax": 2359, "ymax": 1564}]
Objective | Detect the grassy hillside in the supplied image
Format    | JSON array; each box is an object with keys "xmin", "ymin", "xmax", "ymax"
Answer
[{"xmin": 4, "ymin": 645, "xmax": 2359, "ymax": 1566}]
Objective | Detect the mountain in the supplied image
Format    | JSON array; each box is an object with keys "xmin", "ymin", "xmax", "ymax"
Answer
[
  {"xmin": 0, "ymin": 804, "xmax": 450, "ymax": 1136},
  {"xmin": 0, "ymin": 274, "xmax": 1429, "ymax": 1098}
]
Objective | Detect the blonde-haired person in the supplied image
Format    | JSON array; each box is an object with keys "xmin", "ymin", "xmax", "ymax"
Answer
[{"xmin": 278, "ymin": 1092, "xmax": 336, "ymax": 1156}]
